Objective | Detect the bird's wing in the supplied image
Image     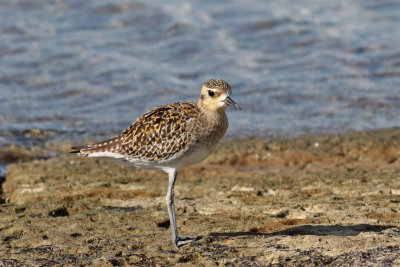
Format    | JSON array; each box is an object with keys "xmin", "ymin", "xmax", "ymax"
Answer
[{"xmin": 118, "ymin": 101, "xmax": 200, "ymax": 161}]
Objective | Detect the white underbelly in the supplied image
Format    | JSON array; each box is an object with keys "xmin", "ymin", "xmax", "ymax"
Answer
[
  {"xmin": 86, "ymin": 144, "xmax": 213, "ymax": 170},
  {"xmin": 173, "ymin": 145, "xmax": 212, "ymax": 168}
]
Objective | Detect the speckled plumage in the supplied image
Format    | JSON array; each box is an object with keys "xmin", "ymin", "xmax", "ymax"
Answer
[
  {"xmin": 72, "ymin": 100, "xmax": 228, "ymax": 168},
  {"xmin": 71, "ymin": 78, "xmax": 240, "ymax": 249}
]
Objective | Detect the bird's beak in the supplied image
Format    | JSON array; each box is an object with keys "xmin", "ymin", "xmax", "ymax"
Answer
[{"xmin": 224, "ymin": 96, "xmax": 241, "ymax": 110}]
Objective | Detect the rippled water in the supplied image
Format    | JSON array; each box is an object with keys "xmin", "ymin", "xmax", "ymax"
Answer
[{"xmin": 1, "ymin": 0, "xmax": 400, "ymax": 147}]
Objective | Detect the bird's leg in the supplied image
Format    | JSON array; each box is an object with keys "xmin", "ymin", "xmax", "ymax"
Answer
[{"xmin": 166, "ymin": 168, "xmax": 199, "ymax": 249}]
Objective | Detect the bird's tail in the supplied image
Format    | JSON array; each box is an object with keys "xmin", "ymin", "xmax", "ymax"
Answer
[{"xmin": 70, "ymin": 136, "xmax": 123, "ymax": 157}]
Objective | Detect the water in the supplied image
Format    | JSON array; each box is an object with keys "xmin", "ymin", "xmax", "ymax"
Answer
[{"xmin": 1, "ymin": 0, "xmax": 400, "ymax": 148}]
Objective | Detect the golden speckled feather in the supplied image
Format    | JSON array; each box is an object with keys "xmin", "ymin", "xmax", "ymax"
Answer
[{"xmin": 120, "ymin": 101, "xmax": 201, "ymax": 161}]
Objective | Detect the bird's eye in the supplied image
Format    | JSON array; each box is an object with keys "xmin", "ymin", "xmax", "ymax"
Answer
[{"xmin": 208, "ymin": 90, "xmax": 215, "ymax": 97}]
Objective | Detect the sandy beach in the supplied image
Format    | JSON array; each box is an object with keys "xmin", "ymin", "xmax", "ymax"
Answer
[{"xmin": 1, "ymin": 128, "xmax": 400, "ymax": 266}]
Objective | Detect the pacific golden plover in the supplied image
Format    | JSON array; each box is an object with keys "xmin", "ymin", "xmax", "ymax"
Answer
[{"xmin": 71, "ymin": 79, "xmax": 240, "ymax": 249}]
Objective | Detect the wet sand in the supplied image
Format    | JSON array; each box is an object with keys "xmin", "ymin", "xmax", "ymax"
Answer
[{"xmin": 1, "ymin": 128, "xmax": 400, "ymax": 266}]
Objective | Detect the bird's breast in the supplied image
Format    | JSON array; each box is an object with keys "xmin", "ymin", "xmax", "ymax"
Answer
[{"xmin": 172, "ymin": 144, "xmax": 212, "ymax": 168}]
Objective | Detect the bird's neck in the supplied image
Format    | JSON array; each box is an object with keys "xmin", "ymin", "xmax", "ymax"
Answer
[
  {"xmin": 198, "ymin": 104, "xmax": 227, "ymax": 124},
  {"xmin": 196, "ymin": 103, "xmax": 229, "ymax": 147}
]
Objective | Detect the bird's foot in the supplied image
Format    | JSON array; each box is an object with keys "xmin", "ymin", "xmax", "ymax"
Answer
[{"xmin": 174, "ymin": 234, "xmax": 201, "ymax": 249}]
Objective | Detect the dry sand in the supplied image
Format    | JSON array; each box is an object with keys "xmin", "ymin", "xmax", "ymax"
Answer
[{"xmin": 1, "ymin": 128, "xmax": 400, "ymax": 266}]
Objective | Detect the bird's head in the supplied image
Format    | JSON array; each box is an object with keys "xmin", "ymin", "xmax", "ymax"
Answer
[{"xmin": 198, "ymin": 79, "xmax": 241, "ymax": 112}]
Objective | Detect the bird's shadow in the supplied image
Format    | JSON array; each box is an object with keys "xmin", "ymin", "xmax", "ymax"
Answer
[{"xmin": 209, "ymin": 224, "xmax": 397, "ymax": 238}]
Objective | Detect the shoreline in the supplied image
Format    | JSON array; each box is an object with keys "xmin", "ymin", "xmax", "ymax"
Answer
[
  {"xmin": 1, "ymin": 127, "xmax": 400, "ymax": 265},
  {"xmin": 2, "ymin": 126, "xmax": 400, "ymax": 161}
]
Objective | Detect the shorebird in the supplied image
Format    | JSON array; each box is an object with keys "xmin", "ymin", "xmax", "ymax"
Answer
[{"xmin": 71, "ymin": 79, "xmax": 240, "ymax": 249}]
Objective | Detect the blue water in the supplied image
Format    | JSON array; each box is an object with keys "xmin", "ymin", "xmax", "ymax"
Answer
[{"xmin": 1, "ymin": 0, "xmax": 400, "ymax": 147}]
